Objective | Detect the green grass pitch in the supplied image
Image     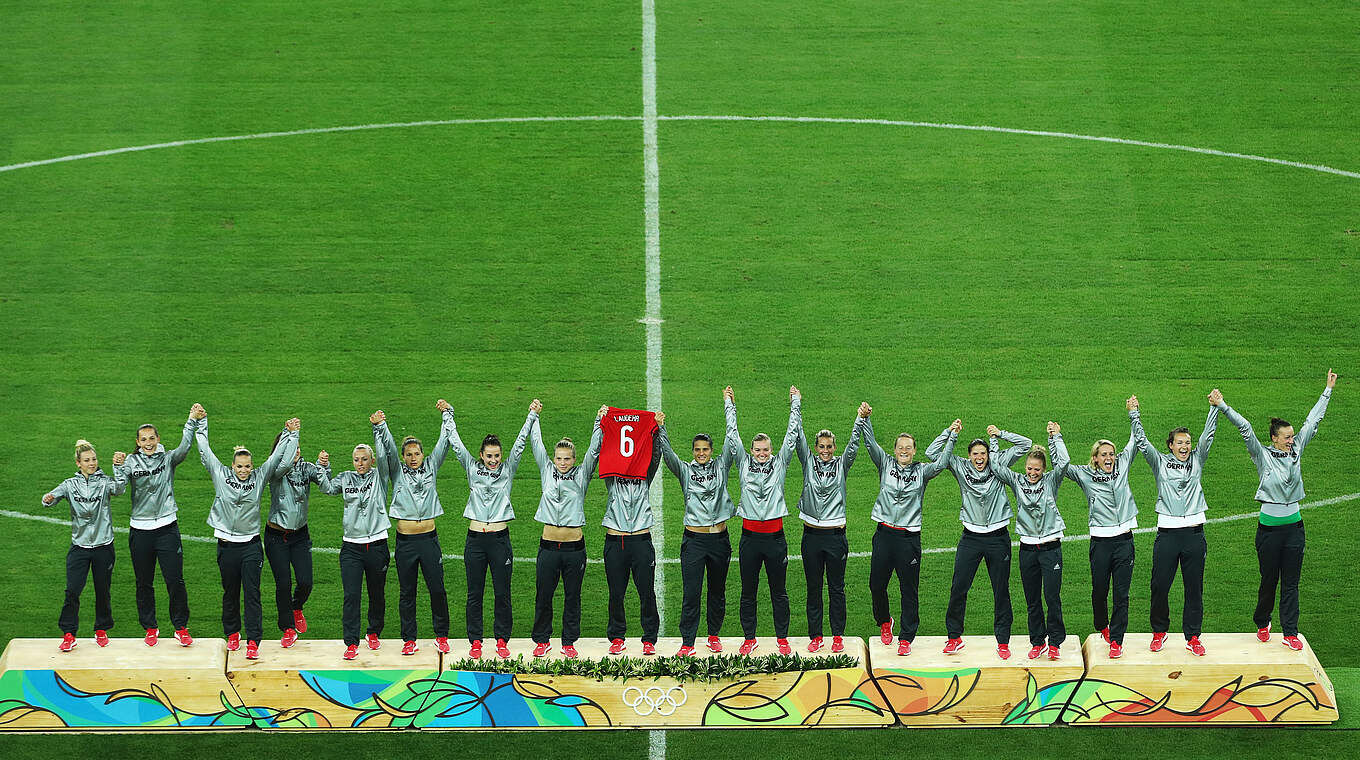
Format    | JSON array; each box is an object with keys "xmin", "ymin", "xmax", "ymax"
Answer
[{"xmin": 1, "ymin": 0, "xmax": 1356, "ymax": 756}]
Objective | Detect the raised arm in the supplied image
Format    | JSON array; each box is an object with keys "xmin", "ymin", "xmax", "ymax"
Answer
[
  {"xmin": 170, "ymin": 406, "xmax": 202, "ymax": 466},
  {"xmin": 1128, "ymin": 405, "xmax": 1160, "ymax": 468},
  {"xmin": 580, "ymin": 419, "xmax": 604, "ymax": 477},
  {"xmin": 195, "ymin": 418, "xmax": 230, "ymax": 491},
  {"xmin": 724, "ymin": 388, "xmax": 746, "ymax": 468},
  {"xmin": 1194, "ymin": 401, "xmax": 1220, "ymax": 467},
  {"xmin": 923, "ymin": 426, "xmax": 959, "ymax": 478},
  {"xmin": 443, "ymin": 407, "xmax": 475, "ymax": 471},
  {"xmin": 370, "ymin": 412, "xmax": 394, "ymax": 486},
  {"xmin": 1295, "ymin": 372, "xmax": 1336, "ymax": 455},
  {"xmin": 258, "ymin": 420, "xmax": 300, "ymax": 481},
  {"xmin": 656, "ymin": 418, "xmax": 686, "ymax": 478},
  {"xmin": 528, "ymin": 410, "xmax": 550, "ymax": 473},
  {"xmin": 1217, "ymin": 396, "xmax": 1266, "ymax": 467},
  {"xmin": 788, "ymin": 388, "xmax": 805, "ymax": 467},
  {"xmin": 1049, "ymin": 424, "xmax": 1071, "ymax": 473},
  {"xmin": 428, "ymin": 403, "xmax": 457, "ymax": 472},
  {"xmin": 860, "ymin": 407, "xmax": 886, "ymax": 472},
  {"xmin": 1119, "ymin": 398, "xmax": 1141, "ymax": 469},
  {"xmin": 503, "ymin": 407, "xmax": 535, "ymax": 477},
  {"xmin": 990, "ymin": 426, "xmax": 1034, "ymax": 468},
  {"xmin": 374, "ymin": 417, "xmax": 400, "ymax": 483},
  {"xmin": 842, "ymin": 413, "xmax": 863, "ymax": 470},
  {"xmin": 986, "ymin": 436, "xmax": 1021, "ymax": 486}
]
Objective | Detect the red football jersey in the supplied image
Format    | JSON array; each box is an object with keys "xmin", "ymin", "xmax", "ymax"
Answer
[{"xmin": 598, "ymin": 407, "xmax": 658, "ymax": 479}]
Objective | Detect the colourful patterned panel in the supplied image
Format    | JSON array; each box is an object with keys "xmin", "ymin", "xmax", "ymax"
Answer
[{"xmin": 0, "ymin": 670, "xmax": 250, "ymax": 729}]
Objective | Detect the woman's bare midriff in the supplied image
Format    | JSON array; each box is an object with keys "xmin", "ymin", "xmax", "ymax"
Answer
[
  {"xmin": 683, "ymin": 520, "xmax": 728, "ymax": 534},
  {"xmin": 469, "ymin": 519, "xmax": 509, "ymax": 532},
  {"xmin": 542, "ymin": 524, "xmax": 584, "ymax": 541},
  {"xmin": 395, "ymin": 518, "xmax": 436, "ymax": 535}
]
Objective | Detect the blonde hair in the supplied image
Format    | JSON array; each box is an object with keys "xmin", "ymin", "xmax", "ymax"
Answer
[
  {"xmin": 1089, "ymin": 439, "xmax": 1116, "ymax": 467},
  {"xmin": 1026, "ymin": 445, "xmax": 1048, "ymax": 469},
  {"xmin": 555, "ymin": 437, "xmax": 576, "ymax": 454},
  {"xmin": 74, "ymin": 439, "xmax": 96, "ymax": 462},
  {"xmin": 815, "ymin": 429, "xmax": 835, "ymax": 443},
  {"xmin": 752, "ymin": 433, "xmax": 772, "ymax": 445},
  {"xmin": 895, "ymin": 433, "xmax": 915, "ymax": 448},
  {"xmin": 353, "ymin": 443, "xmax": 375, "ymax": 458}
]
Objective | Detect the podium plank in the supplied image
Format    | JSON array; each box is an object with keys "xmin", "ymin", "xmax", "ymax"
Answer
[
  {"xmin": 1063, "ymin": 633, "xmax": 1338, "ymax": 725},
  {"xmin": 0, "ymin": 638, "xmax": 243, "ymax": 730}
]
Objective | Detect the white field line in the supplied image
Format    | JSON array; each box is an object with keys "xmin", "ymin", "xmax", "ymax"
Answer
[
  {"xmin": 659, "ymin": 115, "xmax": 1360, "ymax": 180},
  {"xmin": 640, "ymin": 2, "xmax": 665, "ymax": 758},
  {"xmin": 0, "ymin": 116, "xmax": 641, "ymax": 173},
  {"xmin": 3, "ymin": 115, "xmax": 1358, "ymax": 180},
  {"xmin": 6, "ymin": 491, "xmax": 1356, "ymax": 565}
]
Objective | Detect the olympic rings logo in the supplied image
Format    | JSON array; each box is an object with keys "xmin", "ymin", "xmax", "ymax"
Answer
[{"xmin": 621, "ymin": 685, "xmax": 688, "ymax": 716}]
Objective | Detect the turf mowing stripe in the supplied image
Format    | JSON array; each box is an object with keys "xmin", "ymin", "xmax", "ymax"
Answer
[{"xmin": 7, "ymin": 492, "xmax": 1356, "ymax": 564}]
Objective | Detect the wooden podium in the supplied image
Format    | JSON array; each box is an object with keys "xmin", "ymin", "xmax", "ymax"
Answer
[
  {"xmin": 224, "ymin": 639, "xmax": 442, "ymax": 728},
  {"xmin": 866, "ymin": 635, "xmax": 1086, "ymax": 726},
  {"xmin": 0, "ymin": 638, "xmax": 240, "ymax": 730},
  {"xmin": 0, "ymin": 632, "xmax": 1338, "ymax": 730},
  {"xmin": 1062, "ymin": 633, "xmax": 1338, "ymax": 725},
  {"xmin": 421, "ymin": 636, "xmax": 890, "ymax": 729}
]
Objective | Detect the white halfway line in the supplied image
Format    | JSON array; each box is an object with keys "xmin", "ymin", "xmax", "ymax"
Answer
[
  {"xmin": 4, "ymin": 491, "xmax": 1356, "ymax": 565},
  {"xmin": 2, "ymin": 115, "xmax": 1358, "ymax": 180},
  {"xmin": 640, "ymin": 2, "xmax": 665, "ymax": 759}
]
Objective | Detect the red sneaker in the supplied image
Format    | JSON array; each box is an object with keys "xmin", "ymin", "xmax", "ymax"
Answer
[
  {"xmin": 997, "ymin": 644, "xmax": 1011, "ymax": 660},
  {"xmin": 807, "ymin": 637, "xmax": 824, "ymax": 653},
  {"xmin": 532, "ymin": 642, "xmax": 551, "ymax": 657},
  {"xmin": 496, "ymin": 639, "xmax": 511, "ymax": 659},
  {"xmin": 1186, "ymin": 636, "xmax": 1206, "ymax": 656},
  {"xmin": 59, "ymin": 633, "xmax": 77, "ymax": 652},
  {"xmin": 245, "ymin": 640, "xmax": 260, "ymax": 660},
  {"xmin": 1101, "ymin": 627, "xmax": 1111, "ymax": 644},
  {"xmin": 293, "ymin": 608, "xmax": 307, "ymax": 634},
  {"xmin": 1047, "ymin": 645, "xmax": 1060, "ymax": 660},
  {"xmin": 879, "ymin": 618, "xmax": 894, "ymax": 646},
  {"xmin": 1282, "ymin": 635, "xmax": 1303, "ymax": 651},
  {"xmin": 174, "ymin": 628, "xmax": 193, "ymax": 647},
  {"xmin": 776, "ymin": 638, "xmax": 792, "ymax": 655},
  {"xmin": 707, "ymin": 635, "xmax": 723, "ymax": 653},
  {"xmin": 281, "ymin": 628, "xmax": 299, "ymax": 648},
  {"xmin": 401, "ymin": 640, "xmax": 419, "ymax": 656},
  {"xmin": 608, "ymin": 638, "xmax": 626, "ymax": 655},
  {"xmin": 942, "ymin": 638, "xmax": 965, "ymax": 655},
  {"xmin": 343, "ymin": 644, "xmax": 359, "ymax": 660},
  {"xmin": 366, "ymin": 633, "xmax": 381, "ymax": 651},
  {"xmin": 226, "ymin": 632, "xmax": 241, "ymax": 651},
  {"xmin": 642, "ymin": 641, "xmax": 657, "ymax": 656},
  {"xmin": 830, "ymin": 636, "xmax": 845, "ymax": 653},
  {"xmin": 738, "ymin": 639, "xmax": 758, "ymax": 655},
  {"xmin": 1028, "ymin": 645, "xmax": 1044, "ymax": 660},
  {"xmin": 676, "ymin": 645, "xmax": 696, "ymax": 657},
  {"xmin": 1109, "ymin": 641, "xmax": 1123, "ymax": 659},
  {"xmin": 562, "ymin": 644, "xmax": 578, "ymax": 659},
  {"xmin": 94, "ymin": 630, "xmax": 109, "ymax": 648},
  {"xmin": 1150, "ymin": 632, "xmax": 1167, "ymax": 652},
  {"xmin": 435, "ymin": 637, "xmax": 450, "ymax": 654},
  {"xmin": 469, "ymin": 640, "xmax": 483, "ymax": 659},
  {"xmin": 144, "ymin": 628, "xmax": 159, "ymax": 647},
  {"xmin": 1257, "ymin": 624, "xmax": 1271, "ymax": 642},
  {"xmin": 896, "ymin": 640, "xmax": 911, "ymax": 656}
]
